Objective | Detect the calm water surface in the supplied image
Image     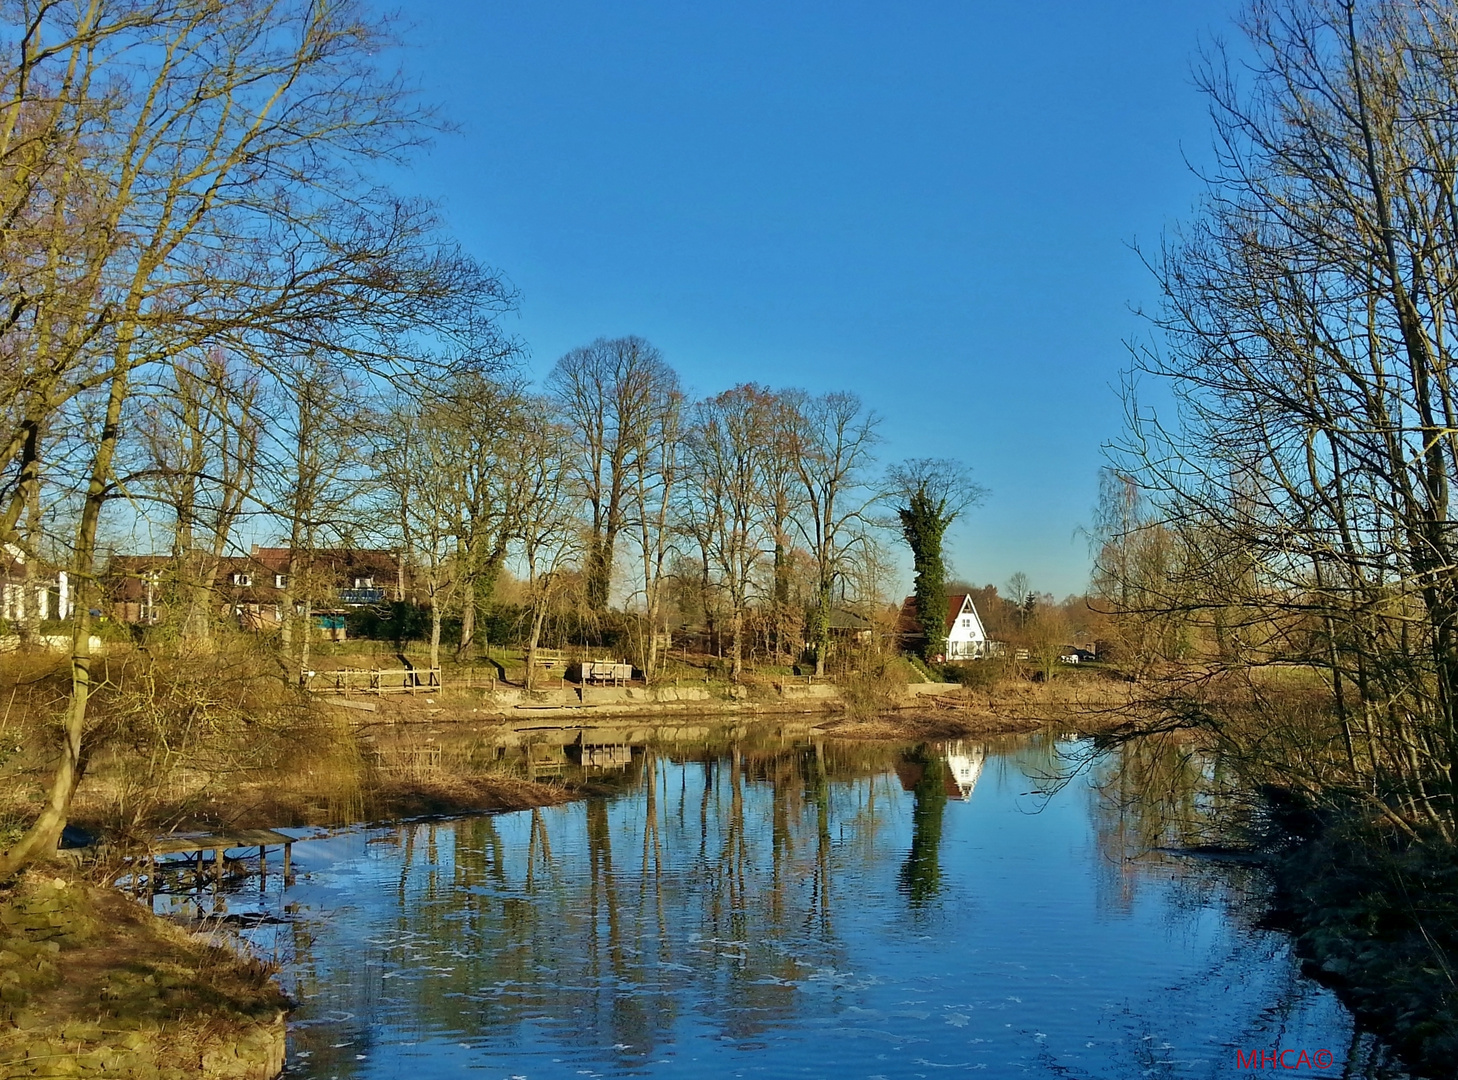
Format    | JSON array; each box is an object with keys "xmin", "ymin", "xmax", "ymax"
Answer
[{"xmin": 198, "ymin": 733, "xmax": 1408, "ymax": 1079}]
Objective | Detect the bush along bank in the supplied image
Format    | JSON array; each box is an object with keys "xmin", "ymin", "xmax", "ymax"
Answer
[
  {"xmin": 0, "ymin": 870, "xmax": 287, "ymax": 1078},
  {"xmin": 1263, "ymin": 806, "xmax": 1458, "ymax": 1079}
]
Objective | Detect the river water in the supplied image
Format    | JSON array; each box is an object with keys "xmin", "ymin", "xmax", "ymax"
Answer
[{"xmin": 189, "ymin": 732, "xmax": 1410, "ymax": 1079}]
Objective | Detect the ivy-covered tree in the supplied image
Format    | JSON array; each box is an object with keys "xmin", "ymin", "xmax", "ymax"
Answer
[{"xmin": 889, "ymin": 459, "xmax": 984, "ymax": 661}]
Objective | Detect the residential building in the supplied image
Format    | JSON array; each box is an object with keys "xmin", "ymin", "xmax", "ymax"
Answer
[
  {"xmin": 897, "ymin": 592, "xmax": 992, "ymax": 660},
  {"xmin": 0, "ymin": 544, "xmax": 72, "ymax": 624},
  {"xmin": 106, "ymin": 546, "xmax": 406, "ymax": 635}
]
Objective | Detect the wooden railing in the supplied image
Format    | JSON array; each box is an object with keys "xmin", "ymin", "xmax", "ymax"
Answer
[{"xmin": 310, "ymin": 667, "xmax": 442, "ymax": 695}]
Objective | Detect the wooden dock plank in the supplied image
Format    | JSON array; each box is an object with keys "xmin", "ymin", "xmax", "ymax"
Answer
[{"xmin": 150, "ymin": 828, "xmax": 297, "ymax": 855}]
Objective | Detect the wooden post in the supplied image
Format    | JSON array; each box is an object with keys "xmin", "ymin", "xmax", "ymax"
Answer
[
  {"xmin": 215, "ymin": 848, "xmax": 224, "ymax": 891},
  {"xmin": 147, "ymin": 854, "xmax": 155, "ymax": 901},
  {"xmin": 283, "ymin": 842, "xmax": 292, "ymax": 886},
  {"xmin": 259, "ymin": 845, "xmax": 267, "ymax": 892}
]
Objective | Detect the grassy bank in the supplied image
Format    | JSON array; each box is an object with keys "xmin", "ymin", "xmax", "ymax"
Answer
[
  {"xmin": 0, "ymin": 646, "xmax": 1107, "ymax": 840},
  {"xmin": 0, "ymin": 870, "xmax": 287, "ymax": 1078}
]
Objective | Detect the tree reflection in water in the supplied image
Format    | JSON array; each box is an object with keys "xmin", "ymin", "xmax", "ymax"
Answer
[
  {"xmin": 279, "ymin": 737, "xmax": 914, "ymax": 1070},
  {"xmin": 897, "ymin": 745, "xmax": 949, "ymax": 904},
  {"xmin": 268, "ymin": 732, "xmax": 1388, "ymax": 1080}
]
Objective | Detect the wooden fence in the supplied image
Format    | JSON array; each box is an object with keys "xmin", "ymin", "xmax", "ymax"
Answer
[{"xmin": 311, "ymin": 667, "xmax": 442, "ymax": 696}]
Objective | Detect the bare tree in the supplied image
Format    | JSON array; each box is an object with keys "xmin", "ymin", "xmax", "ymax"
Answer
[
  {"xmin": 514, "ymin": 404, "xmax": 580, "ymax": 690},
  {"xmin": 759, "ymin": 392, "xmax": 807, "ymax": 664},
  {"xmin": 135, "ymin": 348, "xmax": 261, "ymax": 642},
  {"xmin": 683, "ymin": 385, "xmax": 777, "ymax": 681},
  {"xmin": 546, "ymin": 337, "xmax": 680, "ymax": 618},
  {"xmin": 626, "ymin": 378, "xmax": 683, "ymax": 682},
  {"xmin": 427, "ymin": 371, "xmax": 531, "ymax": 662},
  {"xmin": 783, "ymin": 391, "xmax": 882, "ymax": 676},
  {"xmin": 0, "ymin": 0, "xmax": 507, "ymax": 871},
  {"xmin": 1119, "ymin": 0, "xmax": 1458, "ymax": 837},
  {"xmin": 268, "ymin": 353, "xmax": 365, "ymax": 680}
]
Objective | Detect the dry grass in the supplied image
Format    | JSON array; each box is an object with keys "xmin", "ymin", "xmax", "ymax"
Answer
[{"xmin": 0, "ymin": 869, "xmax": 287, "ymax": 1073}]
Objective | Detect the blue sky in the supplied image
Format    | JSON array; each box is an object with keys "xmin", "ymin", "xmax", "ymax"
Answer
[{"xmin": 389, "ymin": 0, "xmax": 1240, "ymax": 598}]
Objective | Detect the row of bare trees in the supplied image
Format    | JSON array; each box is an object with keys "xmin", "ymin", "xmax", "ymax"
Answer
[
  {"xmin": 0, "ymin": 5, "xmax": 978, "ymax": 868},
  {"xmin": 0, "ymin": 0, "xmax": 512, "ymax": 870},
  {"xmin": 1098, "ymin": 0, "xmax": 1458, "ymax": 841},
  {"xmin": 363, "ymin": 338, "xmax": 894, "ymax": 683}
]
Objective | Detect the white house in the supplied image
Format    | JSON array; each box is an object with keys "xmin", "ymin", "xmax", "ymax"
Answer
[
  {"xmin": 897, "ymin": 591, "xmax": 993, "ymax": 660},
  {"xmin": 944, "ymin": 593, "xmax": 989, "ymax": 660},
  {"xmin": 1, "ymin": 543, "xmax": 70, "ymax": 624}
]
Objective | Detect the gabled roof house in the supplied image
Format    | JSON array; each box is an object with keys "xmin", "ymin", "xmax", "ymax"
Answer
[{"xmin": 897, "ymin": 592, "xmax": 991, "ymax": 660}]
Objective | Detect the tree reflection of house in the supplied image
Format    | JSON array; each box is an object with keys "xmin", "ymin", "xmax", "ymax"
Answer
[
  {"xmin": 896, "ymin": 742, "xmax": 985, "ymax": 801},
  {"xmin": 943, "ymin": 742, "xmax": 985, "ymax": 801}
]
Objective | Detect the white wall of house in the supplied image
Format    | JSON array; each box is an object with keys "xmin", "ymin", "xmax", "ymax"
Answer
[
  {"xmin": 945, "ymin": 594, "xmax": 989, "ymax": 659},
  {"xmin": 1, "ymin": 558, "xmax": 64, "ymax": 622}
]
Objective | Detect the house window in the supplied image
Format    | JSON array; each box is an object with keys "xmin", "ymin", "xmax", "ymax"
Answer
[
  {"xmin": 230, "ymin": 572, "xmax": 252, "ymax": 587},
  {"xmin": 353, "ymin": 576, "xmax": 374, "ymax": 589},
  {"xmin": 960, "ymin": 617, "xmax": 971, "ymax": 628},
  {"xmin": 274, "ymin": 573, "xmax": 289, "ymax": 589}
]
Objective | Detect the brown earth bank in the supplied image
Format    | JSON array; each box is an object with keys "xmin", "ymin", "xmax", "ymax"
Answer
[
  {"xmin": 0, "ymin": 870, "xmax": 287, "ymax": 1078},
  {"xmin": 1260, "ymin": 818, "xmax": 1458, "ymax": 1080}
]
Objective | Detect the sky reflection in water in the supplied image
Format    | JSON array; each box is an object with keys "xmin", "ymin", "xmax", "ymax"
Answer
[{"xmin": 224, "ymin": 734, "xmax": 1405, "ymax": 1079}]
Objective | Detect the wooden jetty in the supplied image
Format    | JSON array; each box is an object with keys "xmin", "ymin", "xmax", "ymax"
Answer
[{"xmin": 126, "ymin": 828, "xmax": 298, "ymax": 898}]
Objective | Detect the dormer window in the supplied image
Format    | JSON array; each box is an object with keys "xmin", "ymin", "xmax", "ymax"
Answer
[
  {"xmin": 230, "ymin": 572, "xmax": 252, "ymax": 587},
  {"xmin": 274, "ymin": 573, "xmax": 289, "ymax": 588}
]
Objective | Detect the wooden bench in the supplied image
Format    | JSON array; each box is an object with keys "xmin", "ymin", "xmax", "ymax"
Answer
[{"xmin": 584, "ymin": 660, "xmax": 633, "ymax": 686}]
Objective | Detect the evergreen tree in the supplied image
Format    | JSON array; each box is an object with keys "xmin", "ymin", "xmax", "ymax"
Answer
[
  {"xmin": 890, "ymin": 459, "xmax": 984, "ymax": 662},
  {"xmin": 900, "ymin": 488, "xmax": 953, "ymax": 661}
]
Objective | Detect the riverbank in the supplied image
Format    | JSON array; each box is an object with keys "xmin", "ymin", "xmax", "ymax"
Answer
[
  {"xmin": 1262, "ymin": 817, "xmax": 1458, "ymax": 1078},
  {"xmin": 60, "ymin": 673, "xmax": 1120, "ymax": 836},
  {"xmin": 0, "ymin": 666, "xmax": 1120, "ymax": 1079},
  {"xmin": 0, "ymin": 870, "xmax": 288, "ymax": 1078}
]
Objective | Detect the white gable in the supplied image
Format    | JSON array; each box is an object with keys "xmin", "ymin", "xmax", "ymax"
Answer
[
  {"xmin": 945, "ymin": 595, "xmax": 986, "ymax": 644},
  {"xmin": 944, "ymin": 594, "xmax": 989, "ymax": 660}
]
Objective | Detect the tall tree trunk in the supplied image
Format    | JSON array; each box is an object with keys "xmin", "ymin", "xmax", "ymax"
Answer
[
  {"xmin": 428, "ymin": 574, "xmax": 442, "ymax": 672},
  {"xmin": 457, "ymin": 580, "xmax": 475, "ymax": 662},
  {"xmin": 525, "ymin": 590, "xmax": 550, "ymax": 692},
  {"xmin": 730, "ymin": 606, "xmax": 743, "ymax": 682},
  {"xmin": 0, "ymin": 361, "xmax": 130, "ymax": 871},
  {"xmin": 772, "ymin": 538, "xmax": 789, "ymax": 665}
]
